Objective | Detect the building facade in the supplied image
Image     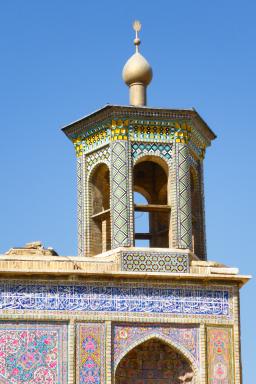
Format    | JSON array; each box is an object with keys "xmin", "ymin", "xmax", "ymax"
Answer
[{"xmin": 0, "ymin": 22, "xmax": 249, "ymax": 384}]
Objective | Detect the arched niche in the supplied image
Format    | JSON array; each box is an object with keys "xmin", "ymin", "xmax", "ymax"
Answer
[
  {"xmin": 89, "ymin": 162, "xmax": 111, "ymax": 255},
  {"xmin": 115, "ymin": 337, "xmax": 195, "ymax": 384},
  {"xmin": 133, "ymin": 156, "xmax": 171, "ymax": 248}
]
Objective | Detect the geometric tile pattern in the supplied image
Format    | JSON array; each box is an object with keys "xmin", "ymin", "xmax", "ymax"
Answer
[
  {"xmin": 111, "ymin": 141, "xmax": 132, "ymax": 248},
  {"xmin": 129, "ymin": 121, "xmax": 191, "ymax": 144},
  {"xmin": 0, "ymin": 280, "xmax": 231, "ymax": 317},
  {"xmin": 72, "ymin": 123, "xmax": 111, "ymax": 156},
  {"xmin": 0, "ymin": 322, "xmax": 68, "ymax": 384},
  {"xmin": 189, "ymin": 126, "xmax": 207, "ymax": 160},
  {"xmin": 76, "ymin": 323, "xmax": 105, "ymax": 384},
  {"xmin": 77, "ymin": 155, "xmax": 86, "ymax": 257},
  {"xmin": 111, "ymin": 119, "xmax": 129, "ymax": 140},
  {"xmin": 131, "ymin": 142, "xmax": 173, "ymax": 162},
  {"xmin": 121, "ymin": 251, "xmax": 189, "ymax": 273},
  {"xmin": 199, "ymin": 162, "xmax": 207, "ymax": 259},
  {"xmin": 113, "ymin": 323, "xmax": 199, "ymax": 369},
  {"xmin": 176, "ymin": 143, "xmax": 192, "ymax": 249},
  {"xmin": 86, "ymin": 146, "xmax": 110, "ymax": 171},
  {"xmin": 207, "ymin": 327, "xmax": 233, "ymax": 383},
  {"xmin": 83, "ymin": 129, "xmax": 109, "ymax": 153}
]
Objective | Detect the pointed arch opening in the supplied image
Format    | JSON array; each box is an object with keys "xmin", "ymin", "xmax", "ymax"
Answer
[
  {"xmin": 115, "ymin": 337, "xmax": 194, "ymax": 383},
  {"xmin": 89, "ymin": 163, "xmax": 111, "ymax": 255},
  {"xmin": 133, "ymin": 157, "xmax": 171, "ymax": 248}
]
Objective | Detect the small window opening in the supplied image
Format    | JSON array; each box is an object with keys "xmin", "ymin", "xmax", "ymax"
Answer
[
  {"xmin": 133, "ymin": 159, "xmax": 170, "ymax": 248},
  {"xmin": 90, "ymin": 164, "xmax": 111, "ymax": 255},
  {"xmin": 134, "ymin": 192, "xmax": 149, "ymax": 247}
]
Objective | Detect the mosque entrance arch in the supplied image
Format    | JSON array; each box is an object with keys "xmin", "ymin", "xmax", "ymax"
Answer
[{"xmin": 115, "ymin": 337, "xmax": 195, "ymax": 384}]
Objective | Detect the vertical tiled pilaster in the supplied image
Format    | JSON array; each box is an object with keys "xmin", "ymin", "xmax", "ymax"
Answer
[
  {"xmin": 77, "ymin": 154, "xmax": 87, "ymax": 257},
  {"xmin": 170, "ymin": 142, "xmax": 179, "ymax": 248},
  {"xmin": 110, "ymin": 140, "xmax": 133, "ymax": 248},
  {"xmin": 200, "ymin": 324, "xmax": 207, "ymax": 384},
  {"xmin": 199, "ymin": 162, "xmax": 207, "ymax": 260},
  {"xmin": 176, "ymin": 142, "xmax": 192, "ymax": 249},
  {"xmin": 105, "ymin": 321, "xmax": 112, "ymax": 384},
  {"xmin": 206, "ymin": 326, "xmax": 234, "ymax": 384},
  {"xmin": 233, "ymin": 287, "xmax": 242, "ymax": 383},
  {"xmin": 69, "ymin": 319, "xmax": 75, "ymax": 384}
]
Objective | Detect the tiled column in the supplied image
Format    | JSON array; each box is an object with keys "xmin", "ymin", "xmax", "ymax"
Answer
[
  {"xmin": 110, "ymin": 140, "xmax": 133, "ymax": 248},
  {"xmin": 199, "ymin": 161, "xmax": 207, "ymax": 259},
  {"xmin": 175, "ymin": 142, "xmax": 192, "ymax": 249},
  {"xmin": 105, "ymin": 321, "xmax": 112, "ymax": 384},
  {"xmin": 200, "ymin": 324, "xmax": 207, "ymax": 384},
  {"xmin": 77, "ymin": 154, "xmax": 87, "ymax": 257},
  {"xmin": 170, "ymin": 142, "xmax": 179, "ymax": 248},
  {"xmin": 69, "ymin": 320, "xmax": 75, "ymax": 384}
]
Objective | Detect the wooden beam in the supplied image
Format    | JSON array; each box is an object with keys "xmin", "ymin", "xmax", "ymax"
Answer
[
  {"xmin": 91, "ymin": 209, "xmax": 110, "ymax": 221},
  {"xmin": 135, "ymin": 233, "xmax": 152, "ymax": 240},
  {"xmin": 134, "ymin": 204, "xmax": 171, "ymax": 213}
]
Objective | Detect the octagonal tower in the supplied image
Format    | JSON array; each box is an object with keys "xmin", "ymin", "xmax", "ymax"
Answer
[{"xmin": 63, "ymin": 105, "xmax": 215, "ymax": 264}]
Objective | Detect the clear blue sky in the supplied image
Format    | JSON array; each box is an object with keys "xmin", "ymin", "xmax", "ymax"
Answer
[{"xmin": 0, "ymin": 0, "xmax": 255, "ymax": 380}]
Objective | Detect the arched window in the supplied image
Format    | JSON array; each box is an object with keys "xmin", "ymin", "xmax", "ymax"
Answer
[
  {"xmin": 133, "ymin": 158, "xmax": 170, "ymax": 248},
  {"xmin": 89, "ymin": 163, "xmax": 111, "ymax": 255},
  {"xmin": 115, "ymin": 338, "xmax": 194, "ymax": 383}
]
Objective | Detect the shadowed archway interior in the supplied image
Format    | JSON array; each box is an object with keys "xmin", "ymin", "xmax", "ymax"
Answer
[
  {"xmin": 115, "ymin": 338, "xmax": 194, "ymax": 384},
  {"xmin": 89, "ymin": 163, "xmax": 111, "ymax": 255},
  {"xmin": 133, "ymin": 159, "xmax": 170, "ymax": 248}
]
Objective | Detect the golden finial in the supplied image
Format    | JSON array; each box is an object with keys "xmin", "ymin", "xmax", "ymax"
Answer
[
  {"xmin": 133, "ymin": 20, "xmax": 141, "ymax": 52},
  {"xmin": 122, "ymin": 20, "xmax": 152, "ymax": 106}
]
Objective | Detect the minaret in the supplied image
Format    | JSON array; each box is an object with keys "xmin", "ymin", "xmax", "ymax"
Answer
[{"xmin": 62, "ymin": 21, "xmax": 216, "ymax": 261}]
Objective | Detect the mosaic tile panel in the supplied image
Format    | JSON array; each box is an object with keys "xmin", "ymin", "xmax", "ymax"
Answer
[
  {"xmin": 131, "ymin": 142, "xmax": 173, "ymax": 162},
  {"xmin": 190, "ymin": 125, "xmax": 208, "ymax": 160},
  {"xmin": 176, "ymin": 143, "xmax": 192, "ymax": 249},
  {"xmin": 76, "ymin": 323, "xmax": 105, "ymax": 384},
  {"xmin": 111, "ymin": 119, "xmax": 129, "ymax": 140},
  {"xmin": 121, "ymin": 251, "xmax": 189, "ymax": 273},
  {"xmin": 72, "ymin": 124, "xmax": 111, "ymax": 156},
  {"xmin": 0, "ymin": 322, "xmax": 67, "ymax": 384},
  {"xmin": 0, "ymin": 281, "xmax": 231, "ymax": 317},
  {"xmin": 113, "ymin": 324, "xmax": 199, "ymax": 369},
  {"xmin": 207, "ymin": 327, "xmax": 233, "ymax": 383},
  {"xmin": 129, "ymin": 121, "xmax": 191, "ymax": 144},
  {"xmin": 111, "ymin": 141, "xmax": 132, "ymax": 247}
]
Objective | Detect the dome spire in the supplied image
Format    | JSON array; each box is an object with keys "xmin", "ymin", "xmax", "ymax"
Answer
[
  {"xmin": 133, "ymin": 20, "xmax": 141, "ymax": 53},
  {"xmin": 122, "ymin": 21, "xmax": 153, "ymax": 106}
]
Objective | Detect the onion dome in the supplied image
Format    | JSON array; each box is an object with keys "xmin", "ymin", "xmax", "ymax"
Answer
[{"xmin": 122, "ymin": 21, "xmax": 153, "ymax": 106}]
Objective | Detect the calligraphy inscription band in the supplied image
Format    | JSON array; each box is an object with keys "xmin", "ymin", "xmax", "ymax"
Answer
[{"xmin": 0, "ymin": 281, "xmax": 231, "ymax": 317}]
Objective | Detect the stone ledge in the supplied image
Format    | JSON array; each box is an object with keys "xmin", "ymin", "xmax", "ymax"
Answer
[{"xmin": 0, "ymin": 246, "xmax": 250, "ymax": 286}]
